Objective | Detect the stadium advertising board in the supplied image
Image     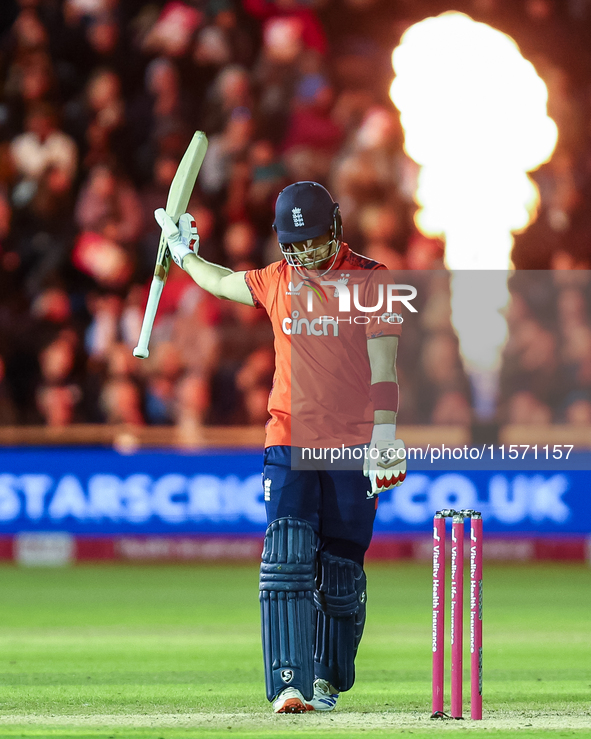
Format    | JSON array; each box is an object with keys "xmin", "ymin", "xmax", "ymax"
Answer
[{"xmin": 0, "ymin": 448, "xmax": 588, "ymax": 563}]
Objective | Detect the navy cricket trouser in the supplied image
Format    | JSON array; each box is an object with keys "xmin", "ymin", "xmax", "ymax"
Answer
[{"xmin": 262, "ymin": 445, "xmax": 377, "ymax": 566}]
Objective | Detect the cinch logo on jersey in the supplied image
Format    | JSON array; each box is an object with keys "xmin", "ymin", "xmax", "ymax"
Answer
[
  {"xmin": 281, "ymin": 311, "xmax": 402, "ymax": 336},
  {"xmin": 281, "ymin": 279, "xmax": 415, "ymax": 336}
]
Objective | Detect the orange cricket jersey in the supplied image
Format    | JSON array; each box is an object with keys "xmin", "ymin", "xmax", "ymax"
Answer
[{"xmin": 245, "ymin": 245, "xmax": 402, "ymax": 449}]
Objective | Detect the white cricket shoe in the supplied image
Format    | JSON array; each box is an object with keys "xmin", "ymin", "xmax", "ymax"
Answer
[
  {"xmin": 305, "ymin": 679, "xmax": 340, "ymax": 711},
  {"xmin": 273, "ymin": 687, "xmax": 308, "ymax": 714}
]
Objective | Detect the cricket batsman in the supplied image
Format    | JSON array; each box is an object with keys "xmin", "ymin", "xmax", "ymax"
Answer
[{"xmin": 155, "ymin": 181, "xmax": 406, "ymax": 713}]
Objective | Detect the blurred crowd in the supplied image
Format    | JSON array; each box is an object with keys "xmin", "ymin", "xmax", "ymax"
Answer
[{"xmin": 0, "ymin": 0, "xmax": 590, "ymax": 429}]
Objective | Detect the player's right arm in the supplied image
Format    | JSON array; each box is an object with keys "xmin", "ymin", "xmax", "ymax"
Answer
[
  {"xmin": 155, "ymin": 208, "xmax": 254, "ymax": 306},
  {"xmin": 184, "ymin": 257, "xmax": 253, "ymax": 305}
]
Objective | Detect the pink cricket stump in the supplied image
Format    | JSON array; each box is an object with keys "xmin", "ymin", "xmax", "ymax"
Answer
[
  {"xmin": 450, "ymin": 514, "xmax": 464, "ymax": 719},
  {"xmin": 431, "ymin": 514, "xmax": 446, "ymax": 717},
  {"xmin": 470, "ymin": 515, "xmax": 483, "ymax": 720}
]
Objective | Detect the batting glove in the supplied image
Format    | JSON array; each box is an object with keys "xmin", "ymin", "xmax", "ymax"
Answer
[
  {"xmin": 154, "ymin": 209, "xmax": 199, "ymax": 270},
  {"xmin": 363, "ymin": 423, "xmax": 406, "ymax": 495}
]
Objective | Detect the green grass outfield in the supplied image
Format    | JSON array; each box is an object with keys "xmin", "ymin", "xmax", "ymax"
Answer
[{"xmin": 0, "ymin": 561, "xmax": 589, "ymax": 739}]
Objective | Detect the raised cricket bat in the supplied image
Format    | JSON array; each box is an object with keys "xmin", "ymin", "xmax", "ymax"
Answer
[{"xmin": 133, "ymin": 131, "xmax": 208, "ymax": 358}]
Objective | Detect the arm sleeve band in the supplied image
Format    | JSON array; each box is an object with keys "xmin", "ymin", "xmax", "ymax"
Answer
[{"xmin": 370, "ymin": 381, "xmax": 399, "ymax": 413}]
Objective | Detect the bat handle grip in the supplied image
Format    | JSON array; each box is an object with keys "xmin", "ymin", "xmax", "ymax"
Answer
[{"xmin": 133, "ymin": 277, "xmax": 165, "ymax": 358}]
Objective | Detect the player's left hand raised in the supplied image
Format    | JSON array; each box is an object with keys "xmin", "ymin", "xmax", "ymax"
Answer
[{"xmin": 363, "ymin": 424, "xmax": 406, "ymax": 495}]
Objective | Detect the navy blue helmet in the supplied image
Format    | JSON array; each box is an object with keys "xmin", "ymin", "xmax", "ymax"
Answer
[
  {"xmin": 273, "ymin": 181, "xmax": 343, "ymax": 272},
  {"xmin": 273, "ymin": 181, "xmax": 339, "ymax": 243}
]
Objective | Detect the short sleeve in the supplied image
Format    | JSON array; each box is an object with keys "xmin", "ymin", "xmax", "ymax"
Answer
[
  {"xmin": 244, "ymin": 262, "xmax": 281, "ymax": 311},
  {"xmin": 366, "ymin": 264, "xmax": 403, "ymax": 340}
]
